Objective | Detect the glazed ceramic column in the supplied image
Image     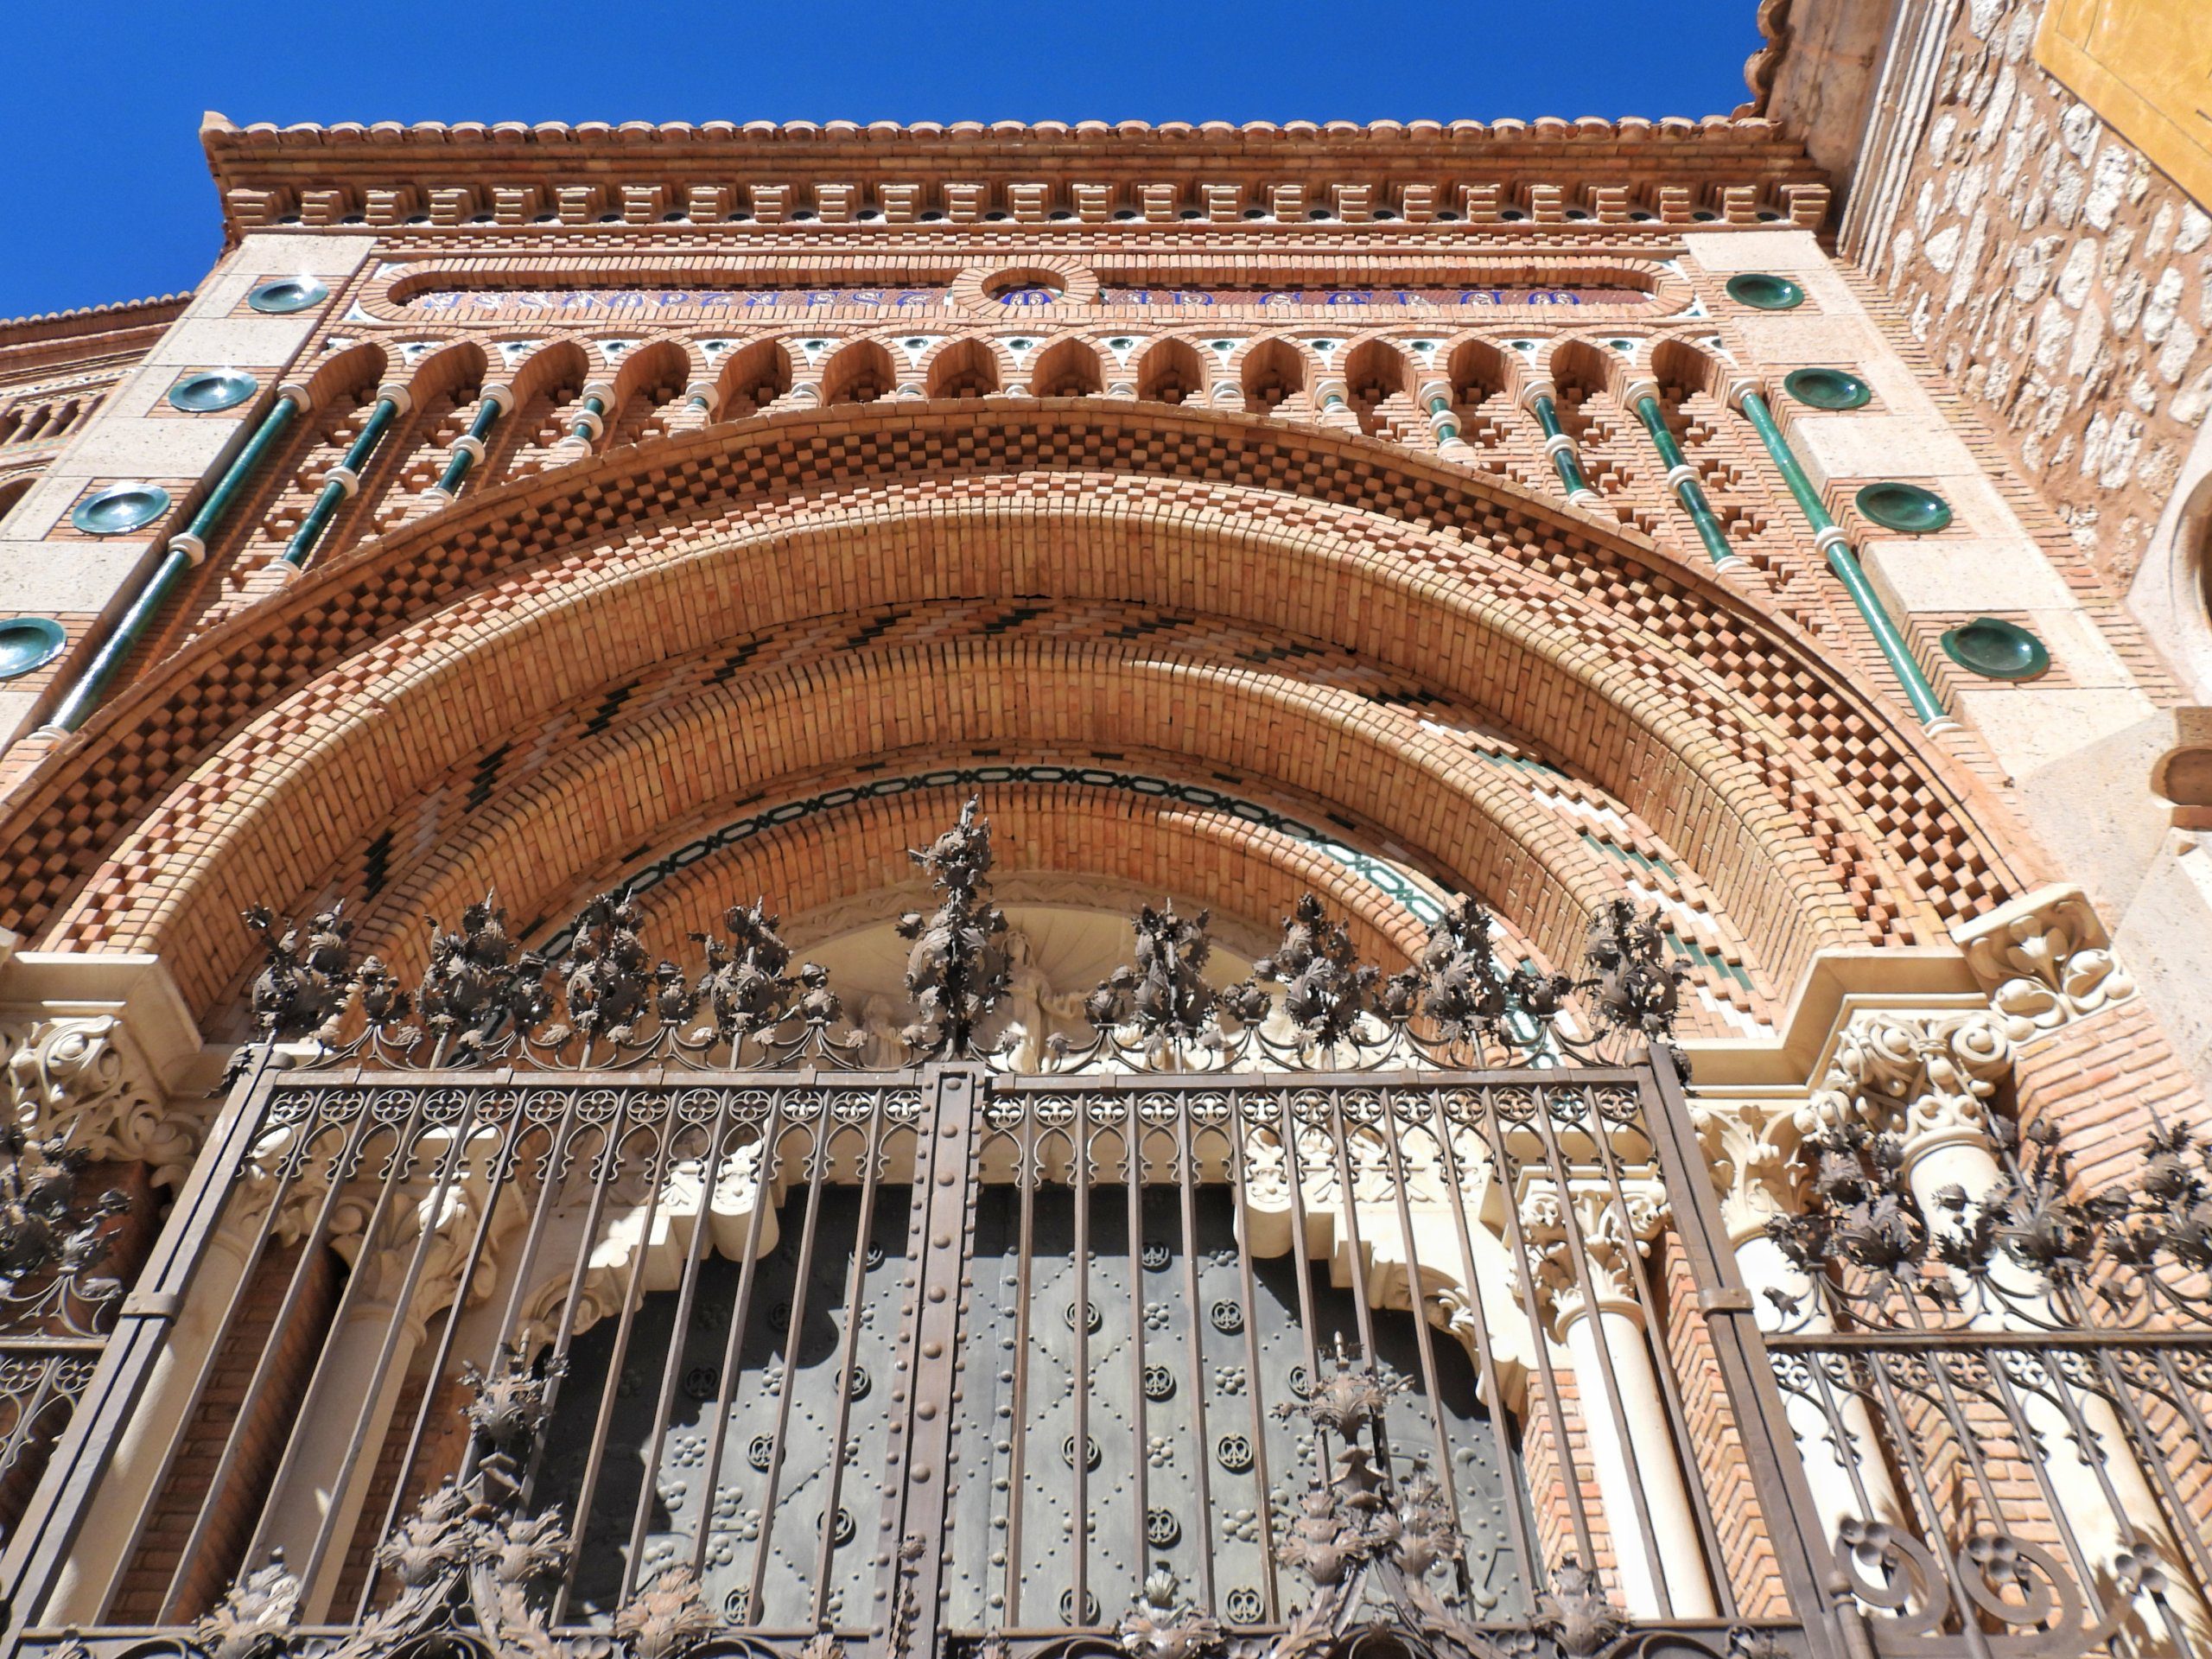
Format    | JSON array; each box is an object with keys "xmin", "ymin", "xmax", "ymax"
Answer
[
  {"xmin": 551, "ymin": 380, "xmax": 615, "ymax": 459},
  {"xmin": 1416, "ymin": 378, "xmax": 1478, "ymax": 461},
  {"xmin": 1518, "ymin": 379, "xmax": 1603, "ymax": 510},
  {"xmin": 275, "ymin": 382, "xmax": 410, "ymax": 575},
  {"xmin": 419, "ymin": 381, "xmax": 513, "ymax": 506},
  {"xmin": 1521, "ymin": 1182, "xmax": 1718, "ymax": 1620},
  {"xmin": 1620, "ymin": 376, "xmax": 1740, "ymax": 570}
]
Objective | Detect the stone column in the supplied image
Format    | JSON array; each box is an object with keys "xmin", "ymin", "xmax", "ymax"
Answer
[
  {"xmin": 41, "ymin": 1121, "xmax": 329, "ymax": 1622},
  {"xmin": 1694, "ymin": 1096, "xmax": 1909, "ymax": 1541},
  {"xmin": 1521, "ymin": 1182, "xmax": 1717, "ymax": 1620}
]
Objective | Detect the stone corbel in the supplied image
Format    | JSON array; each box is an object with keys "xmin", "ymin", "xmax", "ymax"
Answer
[{"xmin": 1951, "ymin": 882, "xmax": 2135, "ymax": 1044}]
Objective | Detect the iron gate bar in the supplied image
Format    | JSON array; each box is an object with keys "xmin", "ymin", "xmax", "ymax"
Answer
[
  {"xmin": 1586, "ymin": 1073, "xmax": 1737, "ymax": 1619},
  {"xmin": 160, "ymin": 1066, "xmax": 427, "ymax": 1619},
  {"xmin": 380, "ymin": 1084, "xmax": 582, "ymax": 1611},
  {"xmin": 618, "ymin": 1090, "xmax": 736, "ymax": 1608},
  {"xmin": 270, "ymin": 1082, "xmax": 493, "ymax": 1599},
  {"xmin": 1398, "ymin": 1075, "xmax": 1547, "ymax": 1596},
  {"xmin": 1520, "ymin": 1074, "xmax": 1675, "ymax": 1617},
  {"xmin": 549, "ymin": 1090, "xmax": 683, "ymax": 1624},
  {"xmin": 1371, "ymin": 1080, "xmax": 1477, "ymax": 1580},
  {"xmin": 683, "ymin": 1078, "xmax": 810, "ymax": 1595},
  {"xmin": 1643, "ymin": 1058, "xmax": 1846, "ymax": 1659},
  {"xmin": 359, "ymin": 1090, "xmax": 537, "ymax": 1615},
  {"xmin": 1170, "ymin": 1094, "xmax": 1221, "ymax": 1618},
  {"xmin": 805, "ymin": 1099, "xmax": 893, "ymax": 1630}
]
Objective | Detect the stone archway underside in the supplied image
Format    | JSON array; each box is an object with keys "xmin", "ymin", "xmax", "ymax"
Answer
[{"xmin": 0, "ymin": 403, "xmax": 2031, "ymax": 1034}]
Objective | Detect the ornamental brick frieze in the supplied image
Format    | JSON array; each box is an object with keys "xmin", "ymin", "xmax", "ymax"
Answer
[{"xmin": 200, "ymin": 112, "xmax": 1828, "ymax": 236}]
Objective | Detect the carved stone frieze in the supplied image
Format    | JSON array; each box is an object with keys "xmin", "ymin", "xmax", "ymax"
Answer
[{"xmin": 1952, "ymin": 883, "xmax": 2136, "ymax": 1045}]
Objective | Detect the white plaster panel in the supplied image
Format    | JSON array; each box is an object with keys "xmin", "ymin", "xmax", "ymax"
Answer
[
  {"xmin": 0, "ymin": 540, "xmax": 159, "ymax": 612},
  {"xmin": 144, "ymin": 317, "xmax": 318, "ymax": 369},
  {"xmin": 1681, "ymin": 230, "xmax": 1828, "ymax": 271},
  {"xmin": 1862, "ymin": 538, "xmax": 2078, "ymax": 613},
  {"xmin": 1793, "ymin": 415, "xmax": 1980, "ymax": 485},
  {"xmin": 1955, "ymin": 686, "xmax": 2170, "ymax": 925},
  {"xmin": 1955, "ymin": 684, "xmax": 2159, "ymax": 779},
  {"xmin": 2022, "ymin": 607, "xmax": 2136, "ymax": 690},
  {"xmin": 47, "ymin": 417, "xmax": 242, "ymax": 480},
  {"xmin": 234, "ymin": 232, "xmax": 379, "ymax": 278},
  {"xmin": 101, "ymin": 365, "xmax": 184, "ymax": 422},
  {"xmin": 2115, "ymin": 831, "xmax": 2212, "ymax": 1086}
]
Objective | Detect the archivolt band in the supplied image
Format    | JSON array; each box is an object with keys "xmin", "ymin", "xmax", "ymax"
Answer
[{"xmin": 2, "ymin": 803, "xmax": 2209, "ymax": 1659}]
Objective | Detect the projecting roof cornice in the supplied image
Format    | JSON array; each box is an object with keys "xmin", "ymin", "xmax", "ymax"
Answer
[{"xmin": 200, "ymin": 111, "xmax": 1831, "ymax": 237}]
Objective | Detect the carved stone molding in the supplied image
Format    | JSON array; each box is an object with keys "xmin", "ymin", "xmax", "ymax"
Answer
[
  {"xmin": 1806, "ymin": 1008, "xmax": 2012, "ymax": 1166},
  {"xmin": 1952, "ymin": 883, "xmax": 2136, "ymax": 1045},
  {"xmin": 1, "ymin": 1014, "xmax": 199, "ymax": 1187}
]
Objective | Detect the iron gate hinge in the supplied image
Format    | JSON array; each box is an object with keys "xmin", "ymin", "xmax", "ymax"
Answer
[{"xmin": 1699, "ymin": 1287, "xmax": 1756, "ymax": 1313}]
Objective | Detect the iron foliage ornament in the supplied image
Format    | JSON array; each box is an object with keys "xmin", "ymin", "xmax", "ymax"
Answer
[
  {"xmin": 235, "ymin": 804, "xmax": 1692, "ymax": 1077},
  {"xmin": 896, "ymin": 797, "xmax": 1013, "ymax": 1059},
  {"xmin": 1060, "ymin": 893, "xmax": 1689, "ymax": 1076},
  {"xmin": 0, "ymin": 1125, "xmax": 129, "ymax": 1336},
  {"xmin": 1768, "ymin": 1109, "xmax": 2212, "ymax": 1331},
  {"xmin": 192, "ymin": 1344, "xmax": 711, "ymax": 1659},
  {"xmin": 1258, "ymin": 1340, "xmax": 1564, "ymax": 1659}
]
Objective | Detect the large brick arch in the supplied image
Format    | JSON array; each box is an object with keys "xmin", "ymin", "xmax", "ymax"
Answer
[
  {"xmin": 2, "ymin": 401, "xmax": 2031, "ymax": 1027},
  {"xmin": 155, "ymin": 631, "xmax": 1624, "ymax": 1020}
]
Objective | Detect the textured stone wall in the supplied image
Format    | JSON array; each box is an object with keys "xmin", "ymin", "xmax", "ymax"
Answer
[{"xmin": 1866, "ymin": 0, "xmax": 2212, "ymax": 591}]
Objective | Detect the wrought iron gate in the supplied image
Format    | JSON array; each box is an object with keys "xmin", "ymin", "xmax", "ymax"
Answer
[{"xmin": 0, "ymin": 1057, "xmax": 1856, "ymax": 1659}]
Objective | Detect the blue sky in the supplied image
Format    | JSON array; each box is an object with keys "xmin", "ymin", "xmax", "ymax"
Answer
[{"xmin": 0, "ymin": 0, "xmax": 1764, "ymax": 320}]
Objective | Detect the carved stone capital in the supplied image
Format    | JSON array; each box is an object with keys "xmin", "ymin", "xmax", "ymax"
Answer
[
  {"xmin": 2, "ymin": 1012, "xmax": 200, "ymax": 1186},
  {"xmin": 1516, "ymin": 1179, "xmax": 1669, "ymax": 1337},
  {"xmin": 1807, "ymin": 1008, "xmax": 2012, "ymax": 1167},
  {"xmin": 1690, "ymin": 1096, "xmax": 1807, "ymax": 1247},
  {"xmin": 1953, "ymin": 883, "xmax": 2135, "ymax": 1044}
]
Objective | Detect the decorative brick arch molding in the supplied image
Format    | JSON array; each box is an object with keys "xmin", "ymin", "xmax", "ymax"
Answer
[{"xmin": 0, "ymin": 401, "xmax": 2031, "ymax": 1030}]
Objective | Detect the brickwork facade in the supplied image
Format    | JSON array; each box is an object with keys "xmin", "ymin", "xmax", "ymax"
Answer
[{"xmin": 0, "ymin": 85, "xmax": 2209, "ymax": 1659}]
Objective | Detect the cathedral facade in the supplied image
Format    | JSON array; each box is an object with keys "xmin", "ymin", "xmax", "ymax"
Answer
[{"xmin": 1, "ymin": 7, "xmax": 2209, "ymax": 1659}]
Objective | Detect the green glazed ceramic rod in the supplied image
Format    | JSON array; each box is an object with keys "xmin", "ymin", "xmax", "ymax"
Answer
[
  {"xmin": 278, "ymin": 385, "xmax": 410, "ymax": 571},
  {"xmin": 43, "ymin": 385, "xmax": 308, "ymax": 734},
  {"xmin": 1736, "ymin": 386, "xmax": 1951, "ymax": 731},
  {"xmin": 1625, "ymin": 382, "xmax": 1739, "ymax": 570}
]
